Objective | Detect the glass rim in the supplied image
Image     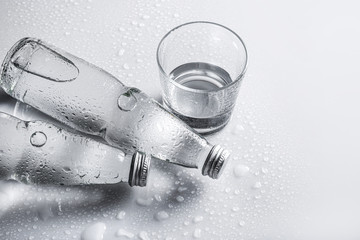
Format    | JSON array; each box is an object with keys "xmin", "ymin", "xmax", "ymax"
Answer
[{"xmin": 156, "ymin": 21, "xmax": 248, "ymax": 93}]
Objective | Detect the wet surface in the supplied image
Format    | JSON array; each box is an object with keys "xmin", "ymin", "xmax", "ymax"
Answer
[{"xmin": 0, "ymin": 0, "xmax": 360, "ymax": 239}]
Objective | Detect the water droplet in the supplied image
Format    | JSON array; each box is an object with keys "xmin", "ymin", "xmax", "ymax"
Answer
[
  {"xmin": 136, "ymin": 197, "xmax": 153, "ymax": 206},
  {"xmin": 118, "ymin": 49, "xmax": 125, "ymax": 56},
  {"xmin": 233, "ymin": 164, "xmax": 249, "ymax": 178},
  {"xmin": 116, "ymin": 229, "xmax": 134, "ymax": 238},
  {"xmin": 253, "ymin": 182, "xmax": 262, "ymax": 189},
  {"xmin": 177, "ymin": 186, "xmax": 187, "ymax": 192},
  {"xmin": 176, "ymin": 195, "xmax": 184, "ymax": 202},
  {"xmin": 193, "ymin": 216, "xmax": 203, "ymax": 223},
  {"xmin": 30, "ymin": 131, "xmax": 47, "ymax": 147},
  {"xmin": 118, "ymin": 89, "xmax": 138, "ymax": 112},
  {"xmin": 81, "ymin": 222, "xmax": 106, "ymax": 240},
  {"xmin": 116, "ymin": 211, "xmax": 126, "ymax": 220},
  {"xmin": 138, "ymin": 231, "xmax": 150, "ymax": 240},
  {"xmin": 154, "ymin": 194, "xmax": 162, "ymax": 202},
  {"xmin": 232, "ymin": 206, "xmax": 240, "ymax": 212},
  {"xmin": 193, "ymin": 228, "xmax": 202, "ymax": 238},
  {"xmin": 154, "ymin": 211, "xmax": 169, "ymax": 221},
  {"xmin": 232, "ymin": 124, "xmax": 245, "ymax": 135},
  {"xmin": 123, "ymin": 63, "xmax": 130, "ymax": 69},
  {"xmin": 63, "ymin": 166, "xmax": 71, "ymax": 172},
  {"xmin": 239, "ymin": 221, "xmax": 245, "ymax": 227}
]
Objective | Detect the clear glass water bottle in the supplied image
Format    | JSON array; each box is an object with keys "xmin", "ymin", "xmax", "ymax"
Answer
[
  {"xmin": 0, "ymin": 112, "xmax": 150, "ymax": 186},
  {"xmin": 0, "ymin": 38, "xmax": 230, "ymax": 179}
]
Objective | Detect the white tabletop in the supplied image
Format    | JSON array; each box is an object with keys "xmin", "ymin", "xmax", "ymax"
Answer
[{"xmin": 0, "ymin": 0, "xmax": 359, "ymax": 239}]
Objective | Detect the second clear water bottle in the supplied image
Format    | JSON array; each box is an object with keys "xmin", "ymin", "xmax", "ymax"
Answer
[
  {"xmin": 0, "ymin": 112, "xmax": 149, "ymax": 186},
  {"xmin": 0, "ymin": 38, "xmax": 230, "ymax": 179}
]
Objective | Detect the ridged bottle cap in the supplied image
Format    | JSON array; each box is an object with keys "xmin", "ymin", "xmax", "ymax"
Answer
[
  {"xmin": 129, "ymin": 151, "xmax": 151, "ymax": 187},
  {"xmin": 202, "ymin": 145, "xmax": 230, "ymax": 179}
]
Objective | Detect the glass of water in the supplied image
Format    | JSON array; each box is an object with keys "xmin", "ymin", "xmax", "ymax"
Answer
[{"xmin": 157, "ymin": 21, "xmax": 248, "ymax": 134}]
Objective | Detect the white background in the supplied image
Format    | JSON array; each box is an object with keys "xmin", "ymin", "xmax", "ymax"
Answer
[{"xmin": 0, "ymin": 0, "xmax": 360, "ymax": 239}]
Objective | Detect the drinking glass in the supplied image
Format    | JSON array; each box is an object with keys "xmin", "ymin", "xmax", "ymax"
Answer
[{"xmin": 157, "ymin": 21, "xmax": 248, "ymax": 134}]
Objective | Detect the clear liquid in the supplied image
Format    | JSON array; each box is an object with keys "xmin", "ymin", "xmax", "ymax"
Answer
[
  {"xmin": 169, "ymin": 62, "xmax": 232, "ymax": 91},
  {"xmin": 1, "ymin": 38, "xmax": 211, "ymax": 169},
  {"xmin": 166, "ymin": 62, "xmax": 234, "ymax": 134}
]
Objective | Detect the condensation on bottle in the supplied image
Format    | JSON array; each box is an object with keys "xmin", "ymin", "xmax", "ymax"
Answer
[
  {"xmin": 0, "ymin": 112, "xmax": 149, "ymax": 186},
  {"xmin": 0, "ymin": 38, "xmax": 230, "ymax": 179}
]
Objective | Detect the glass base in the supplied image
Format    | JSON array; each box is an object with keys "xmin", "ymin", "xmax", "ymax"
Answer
[{"xmin": 163, "ymin": 102, "xmax": 232, "ymax": 135}]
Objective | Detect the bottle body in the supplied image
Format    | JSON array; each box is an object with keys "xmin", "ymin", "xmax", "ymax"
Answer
[
  {"xmin": 0, "ymin": 112, "xmax": 149, "ymax": 186},
  {"xmin": 0, "ymin": 38, "xmax": 229, "ymax": 179}
]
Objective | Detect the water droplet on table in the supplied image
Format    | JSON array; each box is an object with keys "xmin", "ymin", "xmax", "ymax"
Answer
[
  {"xmin": 176, "ymin": 195, "xmax": 184, "ymax": 202},
  {"xmin": 154, "ymin": 211, "xmax": 169, "ymax": 221},
  {"xmin": 116, "ymin": 210, "xmax": 126, "ymax": 220},
  {"xmin": 252, "ymin": 182, "xmax": 262, "ymax": 189},
  {"xmin": 81, "ymin": 222, "xmax": 106, "ymax": 240},
  {"xmin": 193, "ymin": 216, "xmax": 203, "ymax": 223},
  {"xmin": 136, "ymin": 197, "xmax": 153, "ymax": 206},
  {"xmin": 154, "ymin": 194, "xmax": 162, "ymax": 202},
  {"xmin": 239, "ymin": 221, "xmax": 246, "ymax": 227},
  {"xmin": 233, "ymin": 164, "xmax": 249, "ymax": 178},
  {"xmin": 193, "ymin": 228, "xmax": 202, "ymax": 238},
  {"xmin": 138, "ymin": 231, "xmax": 150, "ymax": 240},
  {"xmin": 123, "ymin": 63, "xmax": 130, "ymax": 69},
  {"xmin": 232, "ymin": 206, "xmax": 240, "ymax": 212},
  {"xmin": 116, "ymin": 229, "xmax": 134, "ymax": 238},
  {"xmin": 118, "ymin": 49, "xmax": 125, "ymax": 56},
  {"xmin": 177, "ymin": 186, "xmax": 187, "ymax": 192}
]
